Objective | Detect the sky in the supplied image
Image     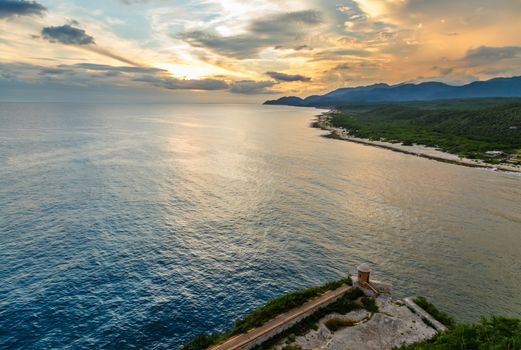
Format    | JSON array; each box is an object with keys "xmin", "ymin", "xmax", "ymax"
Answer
[{"xmin": 1, "ymin": 0, "xmax": 521, "ymax": 102}]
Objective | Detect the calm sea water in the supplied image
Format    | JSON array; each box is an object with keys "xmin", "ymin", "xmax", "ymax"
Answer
[{"xmin": 1, "ymin": 103, "xmax": 520, "ymax": 349}]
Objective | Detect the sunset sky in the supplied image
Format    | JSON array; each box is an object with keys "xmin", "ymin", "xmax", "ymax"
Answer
[{"xmin": 2, "ymin": 0, "xmax": 521, "ymax": 102}]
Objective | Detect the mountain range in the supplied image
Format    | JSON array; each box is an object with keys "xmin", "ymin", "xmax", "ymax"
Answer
[{"xmin": 264, "ymin": 76, "xmax": 521, "ymax": 107}]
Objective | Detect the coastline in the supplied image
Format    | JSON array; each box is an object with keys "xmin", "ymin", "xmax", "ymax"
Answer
[{"xmin": 312, "ymin": 112, "xmax": 521, "ymax": 174}]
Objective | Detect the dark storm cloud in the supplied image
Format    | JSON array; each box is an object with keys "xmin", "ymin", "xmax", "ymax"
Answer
[
  {"xmin": 229, "ymin": 80, "xmax": 276, "ymax": 94},
  {"xmin": 134, "ymin": 75, "xmax": 229, "ymax": 91},
  {"xmin": 266, "ymin": 71, "xmax": 311, "ymax": 82},
  {"xmin": 178, "ymin": 10, "xmax": 323, "ymax": 59},
  {"xmin": 41, "ymin": 25, "xmax": 95, "ymax": 45},
  {"xmin": 0, "ymin": 0, "xmax": 46, "ymax": 19},
  {"xmin": 464, "ymin": 46, "xmax": 521, "ymax": 65}
]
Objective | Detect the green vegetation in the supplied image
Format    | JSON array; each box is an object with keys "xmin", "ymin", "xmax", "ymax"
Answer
[
  {"xmin": 398, "ymin": 297, "xmax": 520, "ymax": 349},
  {"xmin": 281, "ymin": 345, "xmax": 303, "ymax": 350},
  {"xmin": 361, "ymin": 296, "xmax": 379, "ymax": 313},
  {"xmin": 252, "ymin": 288, "xmax": 369, "ymax": 350},
  {"xmin": 395, "ymin": 317, "xmax": 521, "ymax": 350},
  {"xmin": 413, "ymin": 296, "xmax": 455, "ymax": 328},
  {"xmin": 329, "ymin": 98, "xmax": 521, "ymax": 163},
  {"xmin": 183, "ymin": 287, "xmax": 521, "ymax": 350},
  {"xmin": 181, "ymin": 333, "xmax": 221, "ymax": 350},
  {"xmin": 181, "ymin": 277, "xmax": 353, "ymax": 350},
  {"xmin": 231, "ymin": 277, "xmax": 351, "ymax": 335}
]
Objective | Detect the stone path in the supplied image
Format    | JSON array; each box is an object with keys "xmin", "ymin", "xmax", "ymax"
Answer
[{"xmin": 208, "ymin": 284, "xmax": 352, "ymax": 350}]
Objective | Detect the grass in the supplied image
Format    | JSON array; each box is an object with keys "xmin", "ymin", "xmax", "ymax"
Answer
[
  {"xmin": 181, "ymin": 276, "xmax": 353, "ymax": 350},
  {"xmin": 328, "ymin": 99, "xmax": 521, "ymax": 164},
  {"xmin": 394, "ymin": 316, "xmax": 521, "ymax": 350},
  {"xmin": 413, "ymin": 296, "xmax": 455, "ymax": 328}
]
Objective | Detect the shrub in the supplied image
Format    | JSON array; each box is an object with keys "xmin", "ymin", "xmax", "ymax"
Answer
[
  {"xmin": 230, "ymin": 277, "xmax": 351, "ymax": 335},
  {"xmin": 182, "ymin": 277, "xmax": 353, "ymax": 350},
  {"xmin": 181, "ymin": 333, "xmax": 221, "ymax": 350},
  {"xmin": 413, "ymin": 296, "xmax": 455, "ymax": 328},
  {"xmin": 395, "ymin": 316, "xmax": 521, "ymax": 350},
  {"xmin": 361, "ymin": 297, "xmax": 379, "ymax": 313}
]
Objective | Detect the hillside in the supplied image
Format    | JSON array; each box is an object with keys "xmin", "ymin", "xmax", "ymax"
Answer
[{"xmin": 264, "ymin": 76, "xmax": 521, "ymax": 107}]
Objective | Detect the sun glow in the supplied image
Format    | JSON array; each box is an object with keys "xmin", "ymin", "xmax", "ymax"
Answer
[
  {"xmin": 159, "ymin": 61, "xmax": 250, "ymax": 81},
  {"xmin": 159, "ymin": 64, "xmax": 212, "ymax": 80}
]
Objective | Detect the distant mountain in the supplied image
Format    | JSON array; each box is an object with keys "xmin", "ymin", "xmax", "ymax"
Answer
[{"xmin": 264, "ymin": 76, "xmax": 521, "ymax": 107}]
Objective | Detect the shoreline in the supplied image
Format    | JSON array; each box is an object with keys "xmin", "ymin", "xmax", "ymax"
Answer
[{"xmin": 312, "ymin": 112, "xmax": 521, "ymax": 174}]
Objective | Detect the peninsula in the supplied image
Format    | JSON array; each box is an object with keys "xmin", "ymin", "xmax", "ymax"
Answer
[
  {"xmin": 312, "ymin": 103, "xmax": 521, "ymax": 173},
  {"xmin": 183, "ymin": 265, "xmax": 521, "ymax": 350},
  {"xmin": 265, "ymin": 77, "xmax": 521, "ymax": 172}
]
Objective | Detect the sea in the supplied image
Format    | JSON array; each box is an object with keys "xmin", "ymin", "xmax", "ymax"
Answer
[{"xmin": 1, "ymin": 103, "xmax": 520, "ymax": 349}]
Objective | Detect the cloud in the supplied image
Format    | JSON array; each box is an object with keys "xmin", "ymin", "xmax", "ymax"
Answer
[
  {"xmin": 0, "ymin": 0, "xmax": 46, "ymax": 19},
  {"xmin": 439, "ymin": 67, "xmax": 453, "ymax": 76},
  {"xmin": 266, "ymin": 71, "xmax": 311, "ymax": 82},
  {"xmin": 87, "ymin": 47, "xmax": 144, "ymax": 66},
  {"xmin": 68, "ymin": 63, "xmax": 165, "ymax": 74},
  {"xmin": 178, "ymin": 31, "xmax": 264, "ymax": 59},
  {"xmin": 178, "ymin": 10, "xmax": 323, "ymax": 59},
  {"xmin": 432, "ymin": 66, "xmax": 453, "ymax": 76},
  {"xmin": 71, "ymin": 63, "xmax": 156, "ymax": 73},
  {"xmin": 40, "ymin": 25, "xmax": 144, "ymax": 66},
  {"xmin": 307, "ymin": 48, "xmax": 372, "ymax": 62},
  {"xmin": 120, "ymin": 0, "xmax": 159, "ymax": 4},
  {"xmin": 397, "ymin": 0, "xmax": 521, "ymax": 23},
  {"xmin": 335, "ymin": 63, "xmax": 351, "ymax": 70},
  {"xmin": 1, "ymin": 61, "xmax": 231, "ymax": 93},
  {"xmin": 248, "ymin": 10, "xmax": 322, "ymax": 34},
  {"xmin": 62, "ymin": 63, "xmax": 278, "ymax": 94},
  {"xmin": 229, "ymin": 80, "xmax": 276, "ymax": 94},
  {"xmin": 464, "ymin": 46, "xmax": 521, "ymax": 65},
  {"xmin": 40, "ymin": 67, "xmax": 71, "ymax": 75},
  {"xmin": 134, "ymin": 75, "xmax": 229, "ymax": 91},
  {"xmin": 293, "ymin": 45, "xmax": 310, "ymax": 51},
  {"xmin": 41, "ymin": 25, "xmax": 95, "ymax": 45}
]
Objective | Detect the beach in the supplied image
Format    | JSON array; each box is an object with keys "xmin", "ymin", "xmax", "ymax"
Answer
[{"xmin": 312, "ymin": 112, "xmax": 521, "ymax": 174}]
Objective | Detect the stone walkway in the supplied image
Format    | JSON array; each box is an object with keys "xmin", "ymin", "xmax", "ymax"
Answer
[{"xmin": 209, "ymin": 284, "xmax": 352, "ymax": 350}]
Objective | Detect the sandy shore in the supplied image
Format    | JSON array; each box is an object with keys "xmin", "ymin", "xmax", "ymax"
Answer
[{"xmin": 312, "ymin": 113, "xmax": 521, "ymax": 174}]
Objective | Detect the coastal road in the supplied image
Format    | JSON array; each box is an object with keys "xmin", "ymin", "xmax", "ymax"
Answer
[{"xmin": 208, "ymin": 284, "xmax": 352, "ymax": 350}]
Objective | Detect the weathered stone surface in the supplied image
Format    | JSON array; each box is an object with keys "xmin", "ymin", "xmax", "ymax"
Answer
[{"xmin": 277, "ymin": 295, "xmax": 437, "ymax": 350}]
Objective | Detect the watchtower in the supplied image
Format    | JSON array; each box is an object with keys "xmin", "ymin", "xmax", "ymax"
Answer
[{"xmin": 357, "ymin": 263, "xmax": 372, "ymax": 288}]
